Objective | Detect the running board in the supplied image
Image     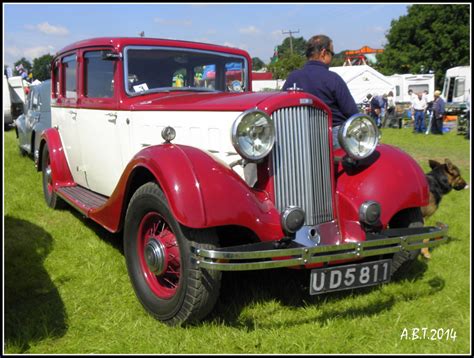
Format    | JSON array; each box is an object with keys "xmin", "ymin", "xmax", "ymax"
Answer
[{"xmin": 57, "ymin": 185, "xmax": 108, "ymax": 214}]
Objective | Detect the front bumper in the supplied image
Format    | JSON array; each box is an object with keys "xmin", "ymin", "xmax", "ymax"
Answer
[{"xmin": 191, "ymin": 224, "xmax": 448, "ymax": 271}]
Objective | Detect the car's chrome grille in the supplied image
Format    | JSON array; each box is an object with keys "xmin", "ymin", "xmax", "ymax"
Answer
[{"xmin": 271, "ymin": 106, "xmax": 334, "ymax": 226}]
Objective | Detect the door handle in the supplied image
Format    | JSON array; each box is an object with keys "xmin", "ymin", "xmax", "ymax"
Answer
[{"xmin": 106, "ymin": 112, "xmax": 117, "ymax": 124}]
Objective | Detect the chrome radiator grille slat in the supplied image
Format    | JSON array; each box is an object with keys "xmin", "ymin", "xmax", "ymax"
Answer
[{"xmin": 271, "ymin": 106, "xmax": 333, "ymax": 226}]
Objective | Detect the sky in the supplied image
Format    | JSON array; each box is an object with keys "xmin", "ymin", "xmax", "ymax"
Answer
[{"xmin": 3, "ymin": 3, "xmax": 412, "ymax": 68}]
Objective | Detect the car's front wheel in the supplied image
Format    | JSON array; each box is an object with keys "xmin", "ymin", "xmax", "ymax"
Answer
[{"xmin": 124, "ymin": 182, "xmax": 221, "ymax": 326}]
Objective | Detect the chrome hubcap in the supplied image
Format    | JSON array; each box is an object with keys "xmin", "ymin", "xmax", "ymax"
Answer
[{"xmin": 145, "ymin": 238, "xmax": 166, "ymax": 275}]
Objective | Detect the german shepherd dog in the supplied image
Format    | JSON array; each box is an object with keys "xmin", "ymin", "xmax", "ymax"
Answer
[{"xmin": 420, "ymin": 159, "xmax": 467, "ymax": 258}]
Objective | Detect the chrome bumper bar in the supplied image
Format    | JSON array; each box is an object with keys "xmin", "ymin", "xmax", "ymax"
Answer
[{"xmin": 191, "ymin": 224, "xmax": 449, "ymax": 271}]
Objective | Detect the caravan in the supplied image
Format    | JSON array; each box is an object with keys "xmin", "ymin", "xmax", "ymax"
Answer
[
  {"xmin": 387, "ymin": 74, "xmax": 435, "ymax": 103},
  {"xmin": 442, "ymin": 66, "xmax": 470, "ymax": 136},
  {"xmin": 442, "ymin": 66, "xmax": 470, "ymax": 104}
]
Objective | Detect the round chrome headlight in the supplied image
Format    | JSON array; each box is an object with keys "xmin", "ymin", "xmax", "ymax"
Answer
[
  {"xmin": 231, "ymin": 109, "xmax": 275, "ymax": 161},
  {"xmin": 338, "ymin": 114, "xmax": 379, "ymax": 160}
]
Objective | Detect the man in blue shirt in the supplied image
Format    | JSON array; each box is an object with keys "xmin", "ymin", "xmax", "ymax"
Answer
[{"xmin": 282, "ymin": 34, "xmax": 358, "ymax": 148}]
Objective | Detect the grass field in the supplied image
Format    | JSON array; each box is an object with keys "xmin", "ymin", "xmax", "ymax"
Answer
[{"xmin": 3, "ymin": 127, "xmax": 471, "ymax": 354}]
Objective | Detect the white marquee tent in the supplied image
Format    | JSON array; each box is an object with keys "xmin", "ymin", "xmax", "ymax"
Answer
[{"xmin": 329, "ymin": 65, "xmax": 395, "ymax": 104}]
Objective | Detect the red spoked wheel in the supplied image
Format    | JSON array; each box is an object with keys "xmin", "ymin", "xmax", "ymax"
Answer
[
  {"xmin": 137, "ymin": 212, "xmax": 181, "ymax": 300},
  {"xmin": 124, "ymin": 182, "xmax": 221, "ymax": 326}
]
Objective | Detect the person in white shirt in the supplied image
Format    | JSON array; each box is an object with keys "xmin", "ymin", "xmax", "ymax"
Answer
[{"xmin": 412, "ymin": 92, "xmax": 428, "ymax": 133}]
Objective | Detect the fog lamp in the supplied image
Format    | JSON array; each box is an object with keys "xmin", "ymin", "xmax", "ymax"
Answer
[
  {"xmin": 359, "ymin": 201, "xmax": 381, "ymax": 225},
  {"xmin": 281, "ymin": 206, "xmax": 305, "ymax": 235}
]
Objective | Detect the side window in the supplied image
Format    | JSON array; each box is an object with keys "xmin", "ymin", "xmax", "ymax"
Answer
[
  {"xmin": 62, "ymin": 54, "xmax": 77, "ymax": 99},
  {"xmin": 84, "ymin": 51, "xmax": 115, "ymax": 98},
  {"xmin": 31, "ymin": 90, "xmax": 40, "ymax": 111},
  {"xmin": 52, "ymin": 61, "xmax": 60, "ymax": 98},
  {"xmin": 454, "ymin": 78, "xmax": 465, "ymax": 98}
]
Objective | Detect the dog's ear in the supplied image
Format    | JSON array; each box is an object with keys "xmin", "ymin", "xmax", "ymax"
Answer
[
  {"xmin": 445, "ymin": 158, "xmax": 454, "ymax": 171},
  {"xmin": 429, "ymin": 160, "xmax": 442, "ymax": 169}
]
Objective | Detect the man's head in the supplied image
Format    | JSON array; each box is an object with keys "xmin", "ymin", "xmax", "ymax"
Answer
[
  {"xmin": 408, "ymin": 89, "xmax": 413, "ymax": 95},
  {"xmin": 306, "ymin": 35, "xmax": 334, "ymax": 65},
  {"xmin": 434, "ymin": 90, "xmax": 442, "ymax": 98}
]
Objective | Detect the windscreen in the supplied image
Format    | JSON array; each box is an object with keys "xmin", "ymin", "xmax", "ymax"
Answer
[{"xmin": 124, "ymin": 46, "xmax": 248, "ymax": 95}]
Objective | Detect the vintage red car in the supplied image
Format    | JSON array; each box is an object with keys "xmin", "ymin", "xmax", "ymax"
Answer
[{"xmin": 37, "ymin": 37, "xmax": 448, "ymax": 325}]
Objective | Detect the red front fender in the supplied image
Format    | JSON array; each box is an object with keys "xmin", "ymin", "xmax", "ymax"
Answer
[
  {"xmin": 92, "ymin": 144, "xmax": 284, "ymax": 241},
  {"xmin": 335, "ymin": 144, "xmax": 429, "ymax": 241}
]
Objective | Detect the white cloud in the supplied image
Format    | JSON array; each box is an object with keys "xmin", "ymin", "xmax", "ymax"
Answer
[
  {"xmin": 24, "ymin": 45, "xmax": 55, "ymax": 59},
  {"xmin": 154, "ymin": 17, "xmax": 192, "ymax": 27},
  {"xmin": 239, "ymin": 25, "xmax": 260, "ymax": 35},
  {"xmin": 25, "ymin": 22, "xmax": 69, "ymax": 36}
]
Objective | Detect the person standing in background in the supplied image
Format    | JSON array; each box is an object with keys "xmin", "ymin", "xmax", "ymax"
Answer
[
  {"xmin": 412, "ymin": 92, "xmax": 428, "ymax": 133},
  {"xmin": 431, "ymin": 90, "xmax": 445, "ymax": 135}
]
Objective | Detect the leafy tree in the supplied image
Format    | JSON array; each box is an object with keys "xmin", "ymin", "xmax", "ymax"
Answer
[
  {"xmin": 32, "ymin": 54, "xmax": 54, "ymax": 81},
  {"xmin": 375, "ymin": 4, "xmax": 469, "ymax": 88},
  {"xmin": 251, "ymin": 57, "xmax": 266, "ymax": 71},
  {"xmin": 277, "ymin": 36, "xmax": 307, "ymax": 57},
  {"xmin": 268, "ymin": 52, "xmax": 306, "ymax": 80},
  {"xmin": 13, "ymin": 58, "xmax": 32, "ymax": 76}
]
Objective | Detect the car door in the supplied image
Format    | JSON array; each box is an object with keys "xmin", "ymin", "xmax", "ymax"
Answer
[
  {"xmin": 75, "ymin": 49, "xmax": 126, "ymax": 197},
  {"xmin": 55, "ymin": 52, "xmax": 88, "ymax": 188}
]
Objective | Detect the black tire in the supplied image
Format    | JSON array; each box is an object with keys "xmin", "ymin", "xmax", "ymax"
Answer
[
  {"xmin": 41, "ymin": 144, "xmax": 62, "ymax": 209},
  {"xmin": 389, "ymin": 207, "xmax": 424, "ymax": 275},
  {"xmin": 123, "ymin": 182, "xmax": 221, "ymax": 326}
]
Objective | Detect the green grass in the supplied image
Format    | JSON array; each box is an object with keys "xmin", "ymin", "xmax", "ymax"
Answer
[{"xmin": 3, "ymin": 127, "xmax": 471, "ymax": 354}]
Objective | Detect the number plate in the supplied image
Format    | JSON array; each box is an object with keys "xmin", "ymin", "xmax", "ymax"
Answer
[{"xmin": 309, "ymin": 259, "xmax": 392, "ymax": 295}]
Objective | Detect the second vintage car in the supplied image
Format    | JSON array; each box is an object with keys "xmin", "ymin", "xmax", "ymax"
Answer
[
  {"xmin": 16, "ymin": 80, "xmax": 52, "ymax": 159},
  {"xmin": 38, "ymin": 37, "xmax": 448, "ymax": 325}
]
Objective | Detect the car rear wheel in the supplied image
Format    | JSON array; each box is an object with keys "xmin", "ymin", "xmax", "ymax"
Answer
[
  {"xmin": 389, "ymin": 207, "xmax": 424, "ymax": 275},
  {"xmin": 41, "ymin": 144, "xmax": 62, "ymax": 209},
  {"xmin": 124, "ymin": 182, "xmax": 221, "ymax": 326}
]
